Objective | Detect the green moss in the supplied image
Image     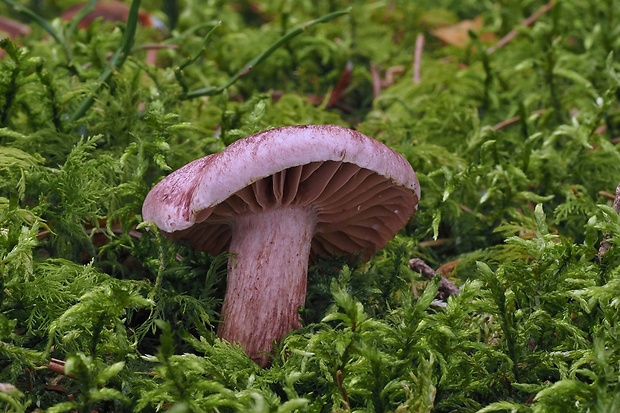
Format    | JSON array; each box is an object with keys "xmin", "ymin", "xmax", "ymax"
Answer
[{"xmin": 2, "ymin": 0, "xmax": 620, "ymax": 411}]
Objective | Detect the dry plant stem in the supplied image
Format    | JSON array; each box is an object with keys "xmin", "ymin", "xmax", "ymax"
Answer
[
  {"xmin": 218, "ymin": 207, "xmax": 316, "ymax": 367},
  {"xmin": 408, "ymin": 258, "xmax": 459, "ymax": 299},
  {"xmin": 597, "ymin": 182, "xmax": 620, "ymax": 261},
  {"xmin": 383, "ymin": 66, "xmax": 404, "ymax": 86},
  {"xmin": 492, "ymin": 115, "xmax": 523, "ymax": 131},
  {"xmin": 491, "ymin": 109, "xmax": 546, "ymax": 131},
  {"xmin": 370, "ymin": 65, "xmax": 405, "ymax": 98},
  {"xmin": 336, "ymin": 369, "xmax": 350, "ymax": 409},
  {"xmin": 487, "ymin": 1, "xmax": 557, "ymax": 54},
  {"xmin": 44, "ymin": 359, "xmax": 65, "ymax": 375},
  {"xmin": 326, "ymin": 60, "xmax": 353, "ymax": 108},
  {"xmin": 599, "ymin": 190, "xmax": 616, "ymax": 201},
  {"xmin": 370, "ymin": 65, "xmax": 381, "ymax": 98},
  {"xmin": 413, "ymin": 33, "xmax": 424, "ymax": 84},
  {"xmin": 43, "ymin": 358, "xmax": 76, "ymax": 378},
  {"xmin": 418, "ymin": 238, "xmax": 454, "ymax": 248}
]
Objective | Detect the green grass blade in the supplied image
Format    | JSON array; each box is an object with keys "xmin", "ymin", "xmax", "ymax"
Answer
[
  {"xmin": 183, "ymin": 8, "xmax": 350, "ymax": 99},
  {"xmin": 68, "ymin": 0, "xmax": 142, "ymax": 124},
  {"xmin": 1, "ymin": 0, "xmax": 62, "ymax": 44}
]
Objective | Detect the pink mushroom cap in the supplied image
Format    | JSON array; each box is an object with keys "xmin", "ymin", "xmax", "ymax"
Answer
[{"xmin": 142, "ymin": 124, "xmax": 420, "ymax": 365}]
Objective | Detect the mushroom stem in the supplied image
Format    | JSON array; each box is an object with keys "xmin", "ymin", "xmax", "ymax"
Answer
[{"xmin": 218, "ymin": 206, "xmax": 316, "ymax": 366}]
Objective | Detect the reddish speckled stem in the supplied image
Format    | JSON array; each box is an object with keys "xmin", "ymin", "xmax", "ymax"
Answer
[{"xmin": 217, "ymin": 206, "xmax": 316, "ymax": 366}]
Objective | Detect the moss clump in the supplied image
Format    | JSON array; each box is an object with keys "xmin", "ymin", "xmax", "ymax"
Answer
[{"xmin": 2, "ymin": 0, "xmax": 620, "ymax": 411}]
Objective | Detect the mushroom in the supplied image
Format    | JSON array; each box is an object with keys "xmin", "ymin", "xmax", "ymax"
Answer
[{"xmin": 142, "ymin": 124, "xmax": 420, "ymax": 366}]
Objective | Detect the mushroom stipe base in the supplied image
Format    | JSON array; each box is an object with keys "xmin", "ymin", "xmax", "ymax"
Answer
[{"xmin": 218, "ymin": 206, "xmax": 316, "ymax": 366}]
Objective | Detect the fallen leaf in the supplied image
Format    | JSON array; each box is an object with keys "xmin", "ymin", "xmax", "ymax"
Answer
[{"xmin": 430, "ymin": 16, "xmax": 486, "ymax": 47}]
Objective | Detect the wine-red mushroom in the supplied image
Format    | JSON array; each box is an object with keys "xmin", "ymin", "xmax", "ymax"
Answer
[{"xmin": 142, "ymin": 124, "xmax": 420, "ymax": 366}]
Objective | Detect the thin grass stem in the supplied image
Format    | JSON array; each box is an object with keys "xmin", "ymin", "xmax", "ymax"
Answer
[
  {"xmin": 1, "ymin": 0, "xmax": 62, "ymax": 44},
  {"xmin": 183, "ymin": 9, "xmax": 350, "ymax": 99},
  {"xmin": 69, "ymin": 0, "xmax": 142, "ymax": 124}
]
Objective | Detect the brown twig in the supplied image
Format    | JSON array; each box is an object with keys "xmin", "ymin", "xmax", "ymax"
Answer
[
  {"xmin": 492, "ymin": 115, "xmax": 522, "ymax": 131},
  {"xmin": 491, "ymin": 109, "xmax": 546, "ymax": 131},
  {"xmin": 413, "ymin": 33, "xmax": 424, "ymax": 84},
  {"xmin": 43, "ymin": 358, "xmax": 75, "ymax": 378},
  {"xmin": 369, "ymin": 65, "xmax": 406, "ymax": 99},
  {"xmin": 370, "ymin": 64, "xmax": 382, "ymax": 99},
  {"xmin": 597, "ymin": 182, "xmax": 620, "ymax": 261},
  {"xmin": 599, "ymin": 190, "xmax": 616, "ymax": 201},
  {"xmin": 418, "ymin": 238, "xmax": 454, "ymax": 248},
  {"xmin": 336, "ymin": 369, "xmax": 350, "ymax": 410},
  {"xmin": 326, "ymin": 60, "xmax": 353, "ymax": 109},
  {"xmin": 487, "ymin": 1, "xmax": 557, "ymax": 54},
  {"xmin": 408, "ymin": 258, "xmax": 459, "ymax": 299},
  {"xmin": 383, "ymin": 66, "xmax": 405, "ymax": 87}
]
